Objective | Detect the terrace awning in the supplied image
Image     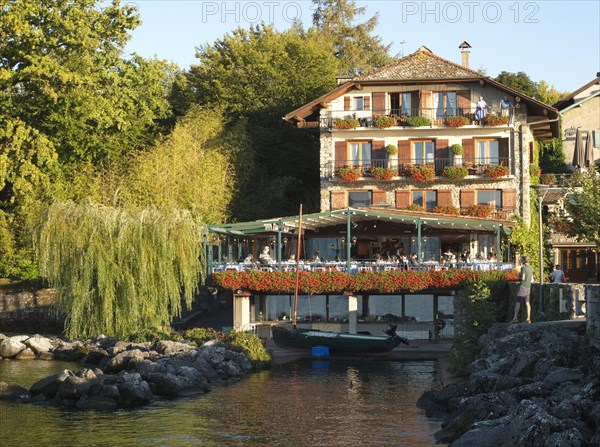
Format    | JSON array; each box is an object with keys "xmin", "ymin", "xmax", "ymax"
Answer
[{"xmin": 207, "ymin": 207, "xmax": 515, "ymax": 236}]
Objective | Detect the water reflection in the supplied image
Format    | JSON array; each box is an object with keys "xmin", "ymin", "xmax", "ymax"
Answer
[{"xmin": 0, "ymin": 359, "xmax": 442, "ymax": 447}]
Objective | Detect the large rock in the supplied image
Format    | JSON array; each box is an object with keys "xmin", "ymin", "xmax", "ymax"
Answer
[
  {"xmin": 53, "ymin": 342, "xmax": 87, "ymax": 361},
  {"xmin": 544, "ymin": 367, "xmax": 583, "ymax": 385},
  {"xmin": 152, "ymin": 340, "xmax": 196, "ymax": 355},
  {"xmin": 113, "ymin": 372, "xmax": 153, "ymax": 408},
  {"xmin": 83, "ymin": 348, "xmax": 109, "ymax": 366},
  {"xmin": 15, "ymin": 347, "xmax": 37, "ymax": 360},
  {"xmin": 30, "ymin": 369, "xmax": 74, "ymax": 397},
  {"xmin": 57, "ymin": 369, "xmax": 98, "ymax": 400},
  {"xmin": 0, "ymin": 382, "xmax": 30, "ymax": 400},
  {"xmin": 75, "ymin": 394, "xmax": 118, "ymax": 411},
  {"xmin": 0, "ymin": 338, "xmax": 26, "ymax": 358},
  {"xmin": 24, "ymin": 335, "xmax": 54, "ymax": 354},
  {"xmin": 102, "ymin": 349, "xmax": 146, "ymax": 374}
]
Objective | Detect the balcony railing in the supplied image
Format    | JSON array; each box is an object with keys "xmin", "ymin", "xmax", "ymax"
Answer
[
  {"xmin": 324, "ymin": 108, "xmax": 513, "ymax": 130},
  {"xmin": 326, "ymin": 157, "xmax": 511, "ymax": 179}
]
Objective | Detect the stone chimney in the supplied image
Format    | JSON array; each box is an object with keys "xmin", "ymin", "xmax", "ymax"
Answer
[{"xmin": 459, "ymin": 41, "xmax": 472, "ymax": 68}]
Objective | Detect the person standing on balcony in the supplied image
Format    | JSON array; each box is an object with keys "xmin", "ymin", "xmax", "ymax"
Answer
[
  {"xmin": 475, "ymin": 96, "xmax": 487, "ymax": 123},
  {"xmin": 500, "ymin": 96, "xmax": 511, "ymax": 116},
  {"xmin": 511, "ymin": 256, "xmax": 534, "ymax": 323}
]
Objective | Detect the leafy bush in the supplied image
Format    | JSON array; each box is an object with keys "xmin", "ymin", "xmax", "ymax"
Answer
[
  {"xmin": 224, "ymin": 330, "xmax": 271, "ymax": 368},
  {"xmin": 333, "ymin": 118, "xmax": 360, "ymax": 129},
  {"xmin": 373, "ymin": 115, "xmax": 397, "ymax": 129},
  {"xmin": 371, "ymin": 167, "xmax": 395, "ymax": 180},
  {"xmin": 445, "ymin": 116, "xmax": 470, "ymax": 127},
  {"xmin": 432, "ymin": 205, "xmax": 460, "ymax": 215},
  {"xmin": 540, "ymin": 173, "xmax": 557, "ymax": 184},
  {"xmin": 129, "ymin": 326, "xmax": 183, "ymax": 343},
  {"xmin": 484, "ymin": 114, "xmax": 509, "ymax": 126},
  {"xmin": 184, "ymin": 327, "xmax": 223, "ymax": 344},
  {"xmin": 443, "ymin": 165, "xmax": 468, "ymax": 181},
  {"xmin": 484, "ymin": 164, "xmax": 509, "ymax": 178},
  {"xmin": 339, "ymin": 167, "xmax": 361, "ymax": 181},
  {"xmin": 410, "ymin": 165, "xmax": 435, "ymax": 184},
  {"xmin": 385, "ymin": 144, "xmax": 398, "ymax": 155},
  {"xmin": 406, "ymin": 116, "xmax": 431, "ymax": 127},
  {"xmin": 450, "ymin": 144, "xmax": 463, "ymax": 155}
]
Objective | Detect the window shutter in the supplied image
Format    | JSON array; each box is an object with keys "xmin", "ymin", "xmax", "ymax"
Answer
[
  {"xmin": 398, "ymin": 140, "xmax": 411, "ymax": 169},
  {"xmin": 364, "ymin": 96, "xmax": 370, "ymax": 110},
  {"xmin": 344, "ymin": 96, "xmax": 351, "ymax": 111},
  {"xmin": 457, "ymin": 90, "xmax": 471, "ymax": 115},
  {"xmin": 420, "ymin": 90, "xmax": 432, "ymax": 118},
  {"xmin": 331, "ymin": 191, "xmax": 347, "ymax": 210},
  {"xmin": 373, "ymin": 190, "xmax": 387, "ymax": 206},
  {"xmin": 460, "ymin": 189, "xmax": 476, "ymax": 208},
  {"xmin": 462, "ymin": 138, "xmax": 475, "ymax": 165},
  {"xmin": 372, "ymin": 92, "xmax": 385, "ymax": 114},
  {"xmin": 410, "ymin": 91, "xmax": 419, "ymax": 116},
  {"xmin": 502, "ymin": 189, "xmax": 517, "ymax": 210},
  {"xmin": 437, "ymin": 189, "xmax": 453, "ymax": 207},
  {"xmin": 435, "ymin": 139, "xmax": 449, "ymax": 173},
  {"xmin": 395, "ymin": 189, "xmax": 411, "ymax": 208},
  {"xmin": 335, "ymin": 141, "xmax": 347, "ymax": 169},
  {"xmin": 499, "ymin": 137, "xmax": 509, "ymax": 166},
  {"xmin": 372, "ymin": 140, "xmax": 385, "ymax": 164}
]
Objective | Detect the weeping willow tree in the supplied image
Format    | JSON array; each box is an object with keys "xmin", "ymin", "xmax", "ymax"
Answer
[{"xmin": 35, "ymin": 201, "xmax": 205, "ymax": 339}]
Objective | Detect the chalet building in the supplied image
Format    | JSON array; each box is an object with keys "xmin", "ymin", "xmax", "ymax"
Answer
[
  {"xmin": 284, "ymin": 44, "xmax": 559, "ymax": 234},
  {"xmin": 546, "ymin": 74, "xmax": 600, "ymax": 281}
]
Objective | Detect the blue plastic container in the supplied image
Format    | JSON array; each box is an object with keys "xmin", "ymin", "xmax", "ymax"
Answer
[{"xmin": 311, "ymin": 346, "xmax": 330, "ymax": 357}]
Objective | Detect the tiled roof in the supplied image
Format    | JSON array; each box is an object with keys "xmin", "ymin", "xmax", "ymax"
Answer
[{"xmin": 355, "ymin": 46, "xmax": 482, "ymax": 81}]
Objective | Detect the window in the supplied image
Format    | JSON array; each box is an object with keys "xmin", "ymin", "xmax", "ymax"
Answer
[
  {"xmin": 475, "ymin": 139, "xmax": 499, "ymax": 165},
  {"xmin": 434, "ymin": 92, "xmax": 457, "ymax": 119},
  {"xmin": 412, "ymin": 140, "xmax": 435, "ymax": 165},
  {"xmin": 477, "ymin": 190, "xmax": 502, "ymax": 209},
  {"xmin": 348, "ymin": 141, "xmax": 371, "ymax": 168},
  {"xmin": 348, "ymin": 191, "xmax": 372, "ymax": 208},
  {"xmin": 354, "ymin": 96, "xmax": 365, "ymax": 110},
  {"xmin": 412, "ymin": 191, "xmax": 437, "ymax": 210}
]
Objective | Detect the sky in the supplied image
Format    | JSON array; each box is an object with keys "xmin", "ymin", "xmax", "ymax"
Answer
[{"xmin": 124, "ymin": 0, "xmax": 600, "ymax": 93}]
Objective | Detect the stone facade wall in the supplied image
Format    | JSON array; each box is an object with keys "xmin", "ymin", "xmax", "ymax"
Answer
[
  {"xmin": 562, "ymin": 96, "xmax": 600, "ymax": 170},
  {"xmin": 0, "ymin": 282, "xmax": 63, "ymax": 334}
]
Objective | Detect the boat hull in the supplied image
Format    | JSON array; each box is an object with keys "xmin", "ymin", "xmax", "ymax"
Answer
[{"xmin": 271, "ymin": 325, "xmax": 403, "ymax": 353}]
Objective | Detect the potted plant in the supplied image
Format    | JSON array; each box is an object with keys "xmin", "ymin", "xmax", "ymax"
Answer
[
  {"xmin": 373, "ymin": 115, "xmax": 397, "ymax": 129},
  {"xmin": 385, "ymin": 144, "xmax": 398, "ymax": 156},
  {"xmin": 449, "ymin": 144, "xmax": 463, "ymax": 156},
  {"xmin": 484, "ymin": 114, "xmax": 509, "ymax": 126},
  {"xmin": 410, "ymin": 165, "xmax": 435, "ymax": 184},
  {"xmin": 432, "ymin": 205, "xmax": 460, "ymax": 215},
  {"xmin": 339, "ymin": 167, "xmax": 362, "ymax": 181},
  {"xmin": 406, "ymin": 116, "xmax": 432, "ymax": 127},
  {"xmin": 445, "ymin": 116, "xmax": 470, "ymax": 127},
  {"xmin": 464, "ymin": 204, "xmax": 495, "ymax": 218},
  {"xmin": 442, "ymin": 165, "xmax": 469, "ymax": 181},
  {"xmin": 540, "ymin": 173, "xmax": 557, "ymax": 185},
  {"xmin": 484, "ymin": 164, "xmax": 510, "ymax": 179},
  {"xmin": 404, "ymin": 204, "xmax": 426, "ymax": 212},
  {"xmin": 333, "ymin": 117, "xmax": 360, "ymax": 129},
  {"xmin": 371, "ymin": 167, "xmax": 396, "ymax": 180}
]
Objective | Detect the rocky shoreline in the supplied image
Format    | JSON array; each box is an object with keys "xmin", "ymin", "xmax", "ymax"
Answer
[
  {"xmin": 418, "ymin": 321, "xmax": 600, "ymax": 446},
  {"xmin": 0, "ymin": 333, "xmax": 252, "ymax": 410}
]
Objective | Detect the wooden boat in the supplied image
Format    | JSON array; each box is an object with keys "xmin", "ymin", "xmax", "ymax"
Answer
[
  {"xmin": 275, "ymin": 204, "xmax": 409, "ymax": 354},
  {"xmin": 271, "ymin": 323, "xmax": 408, "ymax": 354}
]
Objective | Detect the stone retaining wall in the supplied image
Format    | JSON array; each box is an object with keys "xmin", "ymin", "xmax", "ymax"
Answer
[{"xmin": 0, "ymin": 282, "xmax": 63, "ymax": 334}]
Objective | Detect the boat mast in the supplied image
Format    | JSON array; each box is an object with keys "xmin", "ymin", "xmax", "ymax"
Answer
[{"xmin": 292, "ymin": 204, "xmax": 303, "ymax": 328}]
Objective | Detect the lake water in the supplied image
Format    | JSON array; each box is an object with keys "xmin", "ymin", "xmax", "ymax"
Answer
[{"xmin": 0, "ymin": 358, "xmax": 442, "ymax": 447}]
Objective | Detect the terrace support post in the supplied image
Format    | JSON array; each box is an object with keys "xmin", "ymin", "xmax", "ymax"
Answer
[
  {"xmin": 233, "ymin": 292, "xmax": 251, "ymax": 331},
  {"xmin": 227, "ymin": 239, "xmax": 233, "ymax": 263},
  {"xmin": 277, "ymin": 220, "xmax": 283, "ymax": 270},
  {"xmin": 348, "ymin": 293, "xmax": 358, "ymax": 335},
  {"xmin": 217, "ymin": 239, "xmax": 222, "ymax": 265},
  {"xmin": 346, "ymin": 211, "xmax": 352, "ymax": 273},
  {"xmin": 496, "ymin": 225, "xmax": 501, "ymax": 270},
  {"xmin": 417, "ymin": 219, "xmax": 423, "ymax": 267},
  {"xmin": 207, "ymin": 243, "xmax": 214, "ymax": 276}
]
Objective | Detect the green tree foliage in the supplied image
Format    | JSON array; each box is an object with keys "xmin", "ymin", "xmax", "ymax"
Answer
[
  {"xmin": 495, "ymin": 71, "xmax": 537, "ymax": 97},
  {"xmin": 537, "ymin": 138, "xmax": 570, "ymax": 174},
  {"xmin": 563, "ymin": 171, "xmax": 600, "ymax": 247},
  {"xmin": 0, "ymin": 0, "xmax": 173, "ymax": 164},
  {"xmin": 35, "ymin": 201, "xmax": 205, "ymax": 339},
  {"xmin": 535, "ymin": 80, "xmax": 570, "ymax": 106},
  {"xmin": 180, "ymin": 24, "xmax": 339, "ymax": 218},
  {"xmin": 311, "ymin": 0, "xmax": 391, "ymax": 75}
]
